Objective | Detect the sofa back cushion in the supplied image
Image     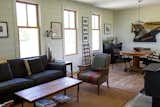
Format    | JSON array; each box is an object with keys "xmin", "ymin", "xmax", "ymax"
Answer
[
  {"xmin": 40, "ymin": 55, "xmax": 48, "ymax": 69},
  {"xmin": 7, "ymin": 59, "xmax": 28, "ymax": 78},
  {"xmin": 0, "ymin": 63, "xmax": 13, "ymax": 82},
  {"xmin": 26, "ymin": 58, "xmax": 44, "ymax": 74}
]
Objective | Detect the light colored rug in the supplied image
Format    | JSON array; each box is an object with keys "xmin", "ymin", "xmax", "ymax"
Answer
[{"xmin": 124, "ymin": 93, "xmax": 152, "ymax": 107}]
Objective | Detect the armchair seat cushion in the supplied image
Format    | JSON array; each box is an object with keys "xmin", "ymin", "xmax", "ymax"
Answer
[
  {"xmin": 30, "ymin": 70, "xmax": 64, "ymax": 85},
  {"xmin": 0, "ymin": 78, "xmax": 33, "ymax": 94},
  {"xmin": 78, "ymin": 70, "xmax": 102, "ymax": 84}
]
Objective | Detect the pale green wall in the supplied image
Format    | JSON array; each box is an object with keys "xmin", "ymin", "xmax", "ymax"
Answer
[
  {"xmin": 114, "ymin": 4, "xmax": 160, "ymax": 52},
  {"xmin": 0, "ymin": 0, "xmax": 113, "ymax": 70},
  {"xmin": 40, "ymin": 0, "xmax": 114, "ymax": 70},
  {"xmin": 0, "ymin": 0, "xmax": 17, "ymax": 59}
]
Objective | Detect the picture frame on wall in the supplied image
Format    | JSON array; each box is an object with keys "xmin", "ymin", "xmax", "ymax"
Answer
[
  {"xmin": 50, "ymin": 22, "xmax": 62, "ymax": 39},
  {"xmin": 82, "ymin": 17, "xmax": 89, "ymax": 25},
  {"xmin": 104, "ymin": 24, "xmax": 111, "ymax": 35},
  {"xmin": 0, "ymin": 22, "xmax": 8, "ymax": 38},
  {"xmin": 83, "ymin": 34, "xmax": 89, "ymax": 42},
  {"xmin": 82, "ymin": 26, "xmax": 89, "ymax": 34}
]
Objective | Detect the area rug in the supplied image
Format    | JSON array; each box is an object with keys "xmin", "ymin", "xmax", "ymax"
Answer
[{"xmin": 124, "ymin": 93, "xmax": 152, "ymax": 107}]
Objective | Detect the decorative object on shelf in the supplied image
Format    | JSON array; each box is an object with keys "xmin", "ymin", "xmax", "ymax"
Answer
[
  {"xmin": 82, "ymin": 17, "xmax": 91, "ymax": 65},
  {"xmin": 47, "ymin": 47, "xmax": 52, "ymax": 62},
  {"xmin": 50, "ymin": 22, "xmax": 62, "ymax": 39},
  {"xmin": 0, "ymin": 22, "xmax": 8, "ymax": 38},
  {"xmin": 46, "ymin": 30, "xmax": 53, "ymax": 38},
  {"xmin": 104, "ymin": 24, "xmax": 111, "ymax": 35}
]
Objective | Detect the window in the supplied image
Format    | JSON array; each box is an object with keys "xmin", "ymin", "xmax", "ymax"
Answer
[
  {"xmin": 92, "ymin": 15, "xmax": 100, "ymax": 51},
  {"xmin": 16, "ymin": 2, "xmax": 40, "ymax": 58},
  {"xmin": 64, "ymin": 10, "xmax": 77, "ymax": 55}
]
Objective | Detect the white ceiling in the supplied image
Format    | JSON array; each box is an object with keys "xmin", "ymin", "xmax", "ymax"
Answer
[{"xmin": 72, "ymin": 0, "xmax": 160, "ymax": 10}]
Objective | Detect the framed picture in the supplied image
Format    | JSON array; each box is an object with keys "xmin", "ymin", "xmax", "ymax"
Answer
[
  {"xmin": 104, "ymin": 24, "xmax": 111, "ymax": 35},
  {"xmin": 82, "ymin": 26, "xmax": 89, "ymax": 34},
  {"xmin": 50, "ymin": 22, "xmax": 62, "ymax": 39},
  {"xmin": 83, "ymin": 34, "xmax": 89, "ymax": 42},
  {"xmin": 0, "ymin": 22, "xmax": 8, "ymax": 38},
  {"xmin": 82, "ymin": 17, "xmax": 89, "ymax": 25}
]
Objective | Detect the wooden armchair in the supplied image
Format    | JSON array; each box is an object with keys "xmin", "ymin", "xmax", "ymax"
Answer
[{"xmin": 78, "ymin": 53, "xmax": 111, "ymax": 95}]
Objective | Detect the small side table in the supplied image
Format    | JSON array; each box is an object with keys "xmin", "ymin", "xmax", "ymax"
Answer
[{"xmin": 53, "ymin": 60, "xmax": 73, "ymax": 77}]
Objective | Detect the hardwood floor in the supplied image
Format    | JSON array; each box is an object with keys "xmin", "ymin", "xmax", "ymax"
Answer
[{"xmin": 14, "ymin": 63, "xmax": 144, "ymax": 107}]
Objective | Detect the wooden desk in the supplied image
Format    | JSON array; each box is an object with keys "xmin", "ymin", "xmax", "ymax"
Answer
[{"xmin": 120, "ymin": 51, "xmax": 152, "ymax": 72}]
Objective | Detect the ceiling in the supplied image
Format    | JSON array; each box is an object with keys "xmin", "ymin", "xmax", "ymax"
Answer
[{"xmin": 72, "ymin": 0, "xmax": 160, "ymax": 10}]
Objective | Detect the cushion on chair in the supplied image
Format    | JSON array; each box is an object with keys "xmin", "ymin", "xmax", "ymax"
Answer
[
  {"xmin": 7, "ymin": 59, "xmax": 28, "ymax": 78},
  {"xmin": 0, "ymin": 63, "xmax": 13, "ymax": 82},
  {"xmin": 78, "ymin": 70, "xmax": 102, "ymax": 84},
  {"xmin": 91, "ymin": 54, "xmax": 109, "ymax": 71},
  {"xmin": 26, "ymin": 58, "xmax": 45, "ymax": 74},
  {"xmin": 30, "ymin": 70, "xmax": 64, "ymax": 85},
  {"xmin": 0, "ymin": 78, "xmax": 33, "ymax": 94}
]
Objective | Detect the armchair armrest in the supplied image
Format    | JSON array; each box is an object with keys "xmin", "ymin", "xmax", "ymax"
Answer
[{"xmin": 78, "ymin": 64, "xmax": 91, "ymax": 72}]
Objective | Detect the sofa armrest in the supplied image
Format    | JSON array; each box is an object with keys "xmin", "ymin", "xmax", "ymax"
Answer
[{"xmin": 47, "ymin": 62, "xmax": 67, "ymax": 76}]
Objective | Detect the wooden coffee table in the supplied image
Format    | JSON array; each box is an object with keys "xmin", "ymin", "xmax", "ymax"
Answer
[{"xmin": 15, "ymin": 77, "xmax": 82, "ymax": 107}]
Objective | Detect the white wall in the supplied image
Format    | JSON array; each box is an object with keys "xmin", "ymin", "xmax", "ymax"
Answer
[{"xmin": 114, "ymin": 4, "xmax": 160, "ymax": 52}]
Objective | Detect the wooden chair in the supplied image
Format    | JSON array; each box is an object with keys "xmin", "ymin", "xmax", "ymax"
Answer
[{"xmin": 78, "ymin": 53, "xmax": 111, "ymax": 95}]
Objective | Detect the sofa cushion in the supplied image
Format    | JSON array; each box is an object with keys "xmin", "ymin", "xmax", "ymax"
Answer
[
  {"xmin": 0, "ymin": 78, "xmax": 33, "ymax": 94},
  {"xmin": 7, "ymin": 59, "xmax": 28, "ymax": 78},
  {"xmin": 0, "ymin": 63, "xmax": 13, "ymax": 82},
  {"xmin": 40, "ymin": 55, "xmax": 48, "ymax": 69},
  {"xmin": 30, "ymin": 70, "xmax": 64, "ymax": 85},
  {"xmin": 78, "ymin": 70, "xmax": 102, "ymax": 84},
  {"xmin": 27, "ymin": 58, "xmax": 45, "ymax": 74}
]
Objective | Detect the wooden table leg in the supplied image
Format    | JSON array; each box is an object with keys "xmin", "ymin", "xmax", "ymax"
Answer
[
  {"xmin": 71, "ymin": 63, "xmax": 73, "ymax": 78},
  {"xmin": 77, "ymin": 84, "xmax": 80, "ymax": 103},
  {"xmin": 21, "ymin": 99, "xmax": 24, "ymax": 107},
  {"xmin": 133, "ymin": 56, "xmax": 140, "ymax": 68}
]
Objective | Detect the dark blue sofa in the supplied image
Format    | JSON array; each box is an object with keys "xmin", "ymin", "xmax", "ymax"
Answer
[{"xmin": 0, "ymin": 55, "xmax": 66, "ymax": 103}]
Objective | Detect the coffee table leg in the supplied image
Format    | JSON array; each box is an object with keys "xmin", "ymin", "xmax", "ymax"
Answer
[
  {"xmin": 77, "ymin": 84, "xmax": 79, "ymax": 103},
  {"xmin": 64, "ymin": 89, "xmax": 67, "ymax": 95},
  {"xmin": 21, "ymin": 99, "xmax": 24, "ymax": 107}
]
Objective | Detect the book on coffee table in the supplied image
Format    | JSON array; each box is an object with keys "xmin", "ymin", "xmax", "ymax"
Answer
[
  {"xmin": 35, "ymin": 99, "xmax": 57, "ymax": 107},
  {"xmin": 52, "ymin": 94, "xmax": 71, "ymax": 103}
]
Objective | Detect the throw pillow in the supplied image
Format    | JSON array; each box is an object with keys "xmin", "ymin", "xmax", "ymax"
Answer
[
  {"xmin": 24, "ymin": 60, "xmax": 32, "ymax": 76},
  {"xmin": 0, "ymin": 63, "xmax": 13, "ymax": 82},
  {"xmin": 26, "ymin": 58, "xmax": 45, "ymax": 74}
]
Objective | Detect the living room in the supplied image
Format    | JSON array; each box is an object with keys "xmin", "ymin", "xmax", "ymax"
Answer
[{"xmin": 0, "ymin": 0, "xmax": 160, "ymax": 107}]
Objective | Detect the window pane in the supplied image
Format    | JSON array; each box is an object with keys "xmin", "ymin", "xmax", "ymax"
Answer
[
  {"xmin": 92, "ymin": 15, "xmax": 95, "ymax": 29},
  {"xmin": 19, "ymin": 28, "xmax": 39, "ymax": 58},
  {"xmin": 16, "ymin": 3, "xmax": 27, "ymax": 26},
  {"xmin": 27, "ymin": 4, "xmax": 37, "ymax": 27},
  {"xmin": 64, "ymin": 10, "xmax": 69, "ymax": 28},
  {"xmin": 92, "ymin": 15, "xmax": 99, "ymax": 29},
  {"xmin": 69, "ymin": 11, "xmax": 75, "ymax": 28},
  {"xmin": 92, "ymin": 30, "xmax": 99, "ymax": 50},
  {"xmin": 64, "ymin": 30, "xmax": 76, "ymax": 55},
  {"xmin": 94, "ymin": 16, "xmax": 99, "ymax": 29}
]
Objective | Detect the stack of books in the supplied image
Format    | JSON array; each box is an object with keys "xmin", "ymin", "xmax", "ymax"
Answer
[
  {"xmin": 35, "ymin": 99, "xmax": 57, "ymax": 107},
  {"xmin": 52, "ymin": 94, "xmax": 71, "ymax": 103}
]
